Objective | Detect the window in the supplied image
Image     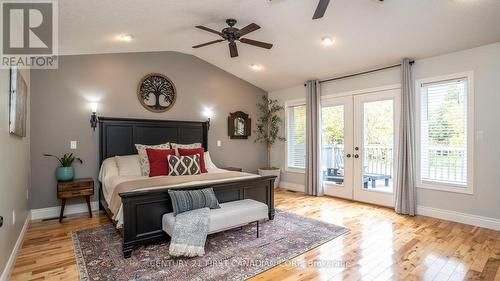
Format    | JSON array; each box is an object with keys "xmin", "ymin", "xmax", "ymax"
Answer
[
  {"xmin": 286, "ymin": 102, "xmax": 306, "ymax": 170},
  {"xmin": 417, "ymin": 72, "xmax": 474, "ymax": 193}
]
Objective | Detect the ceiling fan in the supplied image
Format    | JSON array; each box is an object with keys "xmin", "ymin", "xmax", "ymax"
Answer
[
  {"xmin": 312, "ymin": 0, "xmax": 330, "ymax": 19},
  {"xmin": 193, "ymin": 19, "xmax": 273, "ymax": 58},
  {"xmin": 312, "ymin": 0, "xmax": 385, "ymax": 19}
]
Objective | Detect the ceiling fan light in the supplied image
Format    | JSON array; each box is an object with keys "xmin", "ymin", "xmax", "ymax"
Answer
[
  {"xmin": 321, "ymin": 36, "xmax": 334, "ymax": 46},
  {"xmin": 119, "ymin": 34, "xmax": 134, "ymax": 42},
  {"xmin": 250, "ymin": 64, "xmax": 263, "ymax": 71}
]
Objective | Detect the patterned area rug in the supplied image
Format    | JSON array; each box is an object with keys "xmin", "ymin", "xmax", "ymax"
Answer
[{"xmin": 72, "ymin": 209, "xmax": 348, "ymax": 281}]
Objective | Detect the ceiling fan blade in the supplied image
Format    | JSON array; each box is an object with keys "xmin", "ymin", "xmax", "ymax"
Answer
[
  {"xmin": 239, "ymin": 38, "xmax": 273, "ymax": 49},
  {"xmin": 237, "ymin": 23, "xmax": 260, "ymax": 37},
  {"xmin": 195, "ymin": 25, "xmax": 224, "ymax": 36},
  {"xmin": 192, "ymin": 39, "xmax": 225, "ymax": 48},
  {"xmin": 229, "ymin": 42, "xmax": 239, "ymax": 58},
  {"xmin": 312, "ymin": 0, "xmax": 330, "ymax": 19}
]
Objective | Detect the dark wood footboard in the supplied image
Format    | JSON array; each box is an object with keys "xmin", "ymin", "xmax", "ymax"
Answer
[{"xmin": 102, "ymin": 175, "xmax": 275, "ymax": 258}]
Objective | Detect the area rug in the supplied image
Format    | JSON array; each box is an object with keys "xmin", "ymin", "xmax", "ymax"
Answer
[{"xmin": 72, "ymin": 209, "xmax": 348, "ymax": 281}]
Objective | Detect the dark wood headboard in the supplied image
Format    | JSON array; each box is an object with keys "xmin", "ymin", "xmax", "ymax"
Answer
[{"xmin": 98, "ymin": 117, "xmax": 208, "ymax": 164}]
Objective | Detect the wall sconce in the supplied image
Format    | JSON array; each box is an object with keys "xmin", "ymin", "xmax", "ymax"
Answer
[
  {"xmin": 90, "ymin": 103, "xmax": 98, "ymax": 131},
  {"xmin": 203, "ymin": 108, "xmax": 213, "ymax": 131}
]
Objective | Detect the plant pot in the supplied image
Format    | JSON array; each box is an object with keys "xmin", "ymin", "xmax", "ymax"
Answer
[
  {"xmin": 56, "ymin": 166, "xmax": 74, "ymax": 182},
  {"xmin": 258, "ymin": 168, "xmax": 281, "ymax": 189}
]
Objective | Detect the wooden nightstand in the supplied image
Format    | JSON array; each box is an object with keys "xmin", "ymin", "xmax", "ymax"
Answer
[
  {"xmin": 223, "ymin": 167, "xmax": 243, "ymax": 172},
  {"xmin": 57, "ymin": 178, "xmax": 94, "ymax": 222}
]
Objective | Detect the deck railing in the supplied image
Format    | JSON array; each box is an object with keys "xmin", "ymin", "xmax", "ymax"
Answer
[
  {"xmin": 423, "ymin": 146, "xmax": 467, "ymax": 184},
  {"xmin": 322, "ymin": 144, "xmax": 394, "ymax": 176},
  {"xmin": 322, "ymin": 144, "xmax": 466, "ymax": 183}
]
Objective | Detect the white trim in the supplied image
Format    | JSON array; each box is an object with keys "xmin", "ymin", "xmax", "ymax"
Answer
[
  {"xmin": 284, "ymin": 167, "xmax": 305, "ymax": 174},
  {"xmin": 30, "ymin": 201, "xmax": 99, "ymax": 220},
  {"xmin": 0, "ymin": 213, "xmax": 30, "ymax": 281},
  {"xmin": 415, "ymin": 71, "xmax": 475, "ymax": 194},
  {"xmin": 321, "ymin": 84, "xmax": 401, "ymax": 100},
  {"xmin": 279, "ymin": 181, "xmax": 305, "ymax": 192},
  {"xmin": 417, "ymin": 205, "xmax": 500, "ymax": 231},
  {"xmin": 284, "ymin": 99, "xmax": 307, "ymax": 171},
  {"xmin": 418, "ymin": 183, "xmax": 473, "ymax": 195}
]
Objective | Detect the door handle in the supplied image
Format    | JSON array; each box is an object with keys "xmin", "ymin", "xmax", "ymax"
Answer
[
  {"xmin": 354, "ymin": 154, "xmax": 359, "ymax": 158},
  {"xmin": 346, "ymin": 154, "xmax": 352, "ymax": 158}
]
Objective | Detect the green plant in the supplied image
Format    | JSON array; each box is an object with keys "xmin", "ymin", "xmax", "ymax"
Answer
[
  {"xmin": 43, "ymin": 153, "xmax": 83, "ymax": 167},
  {"xmin": 254, "ymin": 95, "xmax": 286, "ymax": 169}
]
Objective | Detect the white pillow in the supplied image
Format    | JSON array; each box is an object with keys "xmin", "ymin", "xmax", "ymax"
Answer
[
  {"xmin": 170, "ymin": 143, "xmax": 202, "ymax": 155},
  {"xmin": 115, "ymin": 155, "xmax": 142, "ymax": 176},
  {"xmin": 135, "ymin": 143, "xmax": 170, "ymax": 176},
  {"xmin": 204, "ymin": 151, "xmax": 218, "ymax": 170},
  {"xmin": 98, "ymin": 157, "xmax": 119, "ymax": 182}
]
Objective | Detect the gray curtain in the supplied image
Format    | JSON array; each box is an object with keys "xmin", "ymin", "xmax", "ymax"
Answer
[
  {"xmin": 395, "ymin": 58, "xmax": 416, "ymax": 215},
  {"xmin": 305, "ymin": 80, "xmax": 323, "ymax": 196}
]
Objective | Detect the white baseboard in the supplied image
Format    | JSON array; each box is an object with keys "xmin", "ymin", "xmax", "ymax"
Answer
[
  {"xmin": 279, "ymin": 181, "xmax": 305, "ymax": 193},
  {"xmin": 31, "ymin": 201, "xmax": 99, "ymax": 220},
  {"xmin": 417, "ymin": 205, "xmax": 500, "ymax": 231},
  {"xmin": 0, "ymin": 213, "xmax": 30, "ymax": 281}
]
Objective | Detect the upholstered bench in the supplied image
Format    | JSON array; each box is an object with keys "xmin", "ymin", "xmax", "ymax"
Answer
[{"xmin": 162, "ymin": 199, "xmax": 268, "ymax": 237}]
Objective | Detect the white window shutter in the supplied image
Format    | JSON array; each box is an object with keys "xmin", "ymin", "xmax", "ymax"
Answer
[
  {"xmin": 420, "ymin": 78, "xmax": 469, "ymax": 186},
  {"xmin": 287, "ymin": 105, "xmax": 306, "ymax": 169}
]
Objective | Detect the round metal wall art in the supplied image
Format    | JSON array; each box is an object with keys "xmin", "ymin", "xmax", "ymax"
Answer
[{"xmin": 137, "ymin": 73, "xmax": 176, "ymax": 113}]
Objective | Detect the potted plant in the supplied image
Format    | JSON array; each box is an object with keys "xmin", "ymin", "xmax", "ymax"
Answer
[
  {"xmin": 44, "ymin": 153, "xmax": 83, "ymax": 181},
  {"xmin": 254, "ymin": 95, "xmax": 286, "ymax": 188}
]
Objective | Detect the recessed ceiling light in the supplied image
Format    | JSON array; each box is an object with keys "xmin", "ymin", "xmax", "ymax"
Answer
[
  {"xmin": 250, "ymin": 64, "xmax": 263, "ymax": 71},
  {"xmin": 119, "ymin": 34, "xmax": 134, "ymax": 42},
  {"xmin": 321, "ymin": 36, "xmax": 334, "ymax": 46}
]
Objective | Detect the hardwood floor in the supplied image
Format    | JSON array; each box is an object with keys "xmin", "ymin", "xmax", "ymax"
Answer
[{"xmin": 10, "ymin": 189, "xmax": 500, "ymax": 281}]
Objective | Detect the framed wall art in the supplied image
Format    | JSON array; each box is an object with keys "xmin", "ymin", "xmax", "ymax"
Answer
[
  {"xmin": 137, "ymin": 73, "xmax": 176, "ymax": 113},
  {"xmin": 9, "ymin": 67, "xmax": 28, "ymax": 137}
]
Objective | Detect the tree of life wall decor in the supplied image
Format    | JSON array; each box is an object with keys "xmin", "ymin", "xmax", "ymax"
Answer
[{"xmin": 137, "ymin": 73, "xmax": 176, "ymax": 113}]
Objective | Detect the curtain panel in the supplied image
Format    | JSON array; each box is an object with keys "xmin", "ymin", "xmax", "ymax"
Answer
[
  {"xmin": 305, "ymin": 80, "xmax": 323, "ymax": 196},
  {"xmin": 395, "ymin": 58, "xmax": 417, "ymax": 215}
]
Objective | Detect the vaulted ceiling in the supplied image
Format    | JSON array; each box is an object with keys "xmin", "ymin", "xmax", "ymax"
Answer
[{"xmin": 59, "ymin": 0, "xmax": 500, "ymax": 91}]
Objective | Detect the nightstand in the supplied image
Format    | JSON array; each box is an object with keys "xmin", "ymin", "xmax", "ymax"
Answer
[
  {"xmin": 223, "ymin": 167, "xmax": 243, "ymax": 172},
  {"xmin": 57, "ymin": 178, "xmax": 94, "ymax": 222}
]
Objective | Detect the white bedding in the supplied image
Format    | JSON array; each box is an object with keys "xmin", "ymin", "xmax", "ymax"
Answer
[{"xmin": 98, "ymin": 152, "xmax": 259, "ymax": 227}]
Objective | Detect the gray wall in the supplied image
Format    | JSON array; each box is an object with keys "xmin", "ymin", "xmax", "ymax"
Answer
[
  {"xmin": 269, "ymin": 42, "xmax": 500, "ymax": 219},
  {"xmin": 0, "ymin": 69, "xmax": 30, "ymax": 278},
  {"xmin": 30, "ymin": 51, "xmax": 267, "ymax": 210}
]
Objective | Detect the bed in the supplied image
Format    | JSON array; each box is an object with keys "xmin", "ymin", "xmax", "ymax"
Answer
[{"xmin": 97, "ymin": 117, "xmax": 276, "ymax": 258}]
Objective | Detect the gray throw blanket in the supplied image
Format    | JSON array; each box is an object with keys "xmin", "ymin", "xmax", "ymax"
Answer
[{"xmin": 169, "ymin": 207, "xmax": 210, "ymax": 257}]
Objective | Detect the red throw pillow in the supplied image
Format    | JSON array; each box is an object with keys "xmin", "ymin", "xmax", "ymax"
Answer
[
  {"xmin": 178, "ymin": 148, "xmax": 207, "ymax": 173},
  {"xmin": 146, "ymin": 148, "xmax": 176, "ymax": 177}
]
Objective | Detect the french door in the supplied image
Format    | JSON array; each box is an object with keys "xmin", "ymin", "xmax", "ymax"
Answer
[{"xmin": 321, "ymin": 88, "xmax": 400, "ymax": 207}]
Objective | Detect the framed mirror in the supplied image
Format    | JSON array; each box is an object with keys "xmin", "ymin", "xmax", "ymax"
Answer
[{"xmin": 228, "ymin": 111, "xmax": 251, "ymax": 139}]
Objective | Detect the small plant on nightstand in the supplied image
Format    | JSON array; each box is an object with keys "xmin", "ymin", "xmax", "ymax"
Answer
[
  {"xmin": 44, "ymin": 153, "xmax": 83, "ymax": 181},
  {"xmin": 254, "ymin": 95, "xmax": 286, "ymax": 188}
]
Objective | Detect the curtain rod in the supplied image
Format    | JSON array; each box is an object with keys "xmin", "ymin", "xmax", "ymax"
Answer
[{"xmin": 304, "ymin": 60, "xmax": 415, "ymax": 86}]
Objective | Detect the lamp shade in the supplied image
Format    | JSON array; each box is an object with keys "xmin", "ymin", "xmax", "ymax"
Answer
[{"xmin": 90, "ymin": 103, "xmax": 98, "ymax": 113}]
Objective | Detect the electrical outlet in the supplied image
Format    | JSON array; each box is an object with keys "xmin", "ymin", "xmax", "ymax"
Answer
[
  {"xmin": 0, "ymin": 216, "xmax": 3, "ymax": 227},
  {"xmin": 70, "ymin": 141, "xmax": 78, "ymax": 149},
  {"xmin": 12, "ymin": 210, "xmax": 15, "ymax": 225},
  {"xmin": 217, "ymin": 140, "xmax": 222, "ymax": 147}
]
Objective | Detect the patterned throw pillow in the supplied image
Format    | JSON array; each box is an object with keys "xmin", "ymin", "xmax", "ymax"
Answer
[
  {"xmin": 135, "ymin": 143, "xmax": 170, "ymax": 176},
  {"xmin": 168, "ymin": 188, "xmax": 220, "ymax": 216},
  {"xmin": 178, "ymin": 148, "xmax": 207, "ymax": 173},
  {"xmin": 167, "ymin": 154, "xmax": 201, "ymax": 176}
]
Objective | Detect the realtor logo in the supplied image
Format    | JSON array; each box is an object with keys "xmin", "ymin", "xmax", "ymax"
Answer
[{"xmin": 1, "ymin": 0, "xmax": 58, "ymax": 69}]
